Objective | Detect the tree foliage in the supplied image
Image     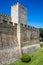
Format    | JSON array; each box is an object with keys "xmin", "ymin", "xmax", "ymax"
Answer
[
  {"xmin": 39, "ymin": 28, "xmax": 43, "ymax": 42},
  {"xmin": 39, "ymin": 28, "xmax": 43, "ymax": 38}
]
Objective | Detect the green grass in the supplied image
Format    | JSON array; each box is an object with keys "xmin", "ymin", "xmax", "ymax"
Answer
[{"xmin": 8, "ymin": 49, "xmax": 43, "ymax": 65}]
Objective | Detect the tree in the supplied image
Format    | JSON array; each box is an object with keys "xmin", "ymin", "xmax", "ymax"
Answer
[
  {"xmin": 39, "ymin": 28, "xmax": 43, "ymax": 38},
  {"xmin": 39, "ymin": 28, "xmax": 43, "ymax": 42}
]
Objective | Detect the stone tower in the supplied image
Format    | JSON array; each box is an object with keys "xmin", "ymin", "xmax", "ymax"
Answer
[
  {"xmin": 11, "ymin": 2, "xmax": 27, "ymax": 56},
  {"xmin": 11, "ymin": 2, "xmax": 27, "ymax": 25}
]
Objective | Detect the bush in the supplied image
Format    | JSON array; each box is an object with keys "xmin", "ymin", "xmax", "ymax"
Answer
[{"xmin": 21, "ymin": 54, "xmax": 31, "ymax": 63}]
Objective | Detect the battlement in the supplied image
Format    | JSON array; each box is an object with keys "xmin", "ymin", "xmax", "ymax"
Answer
[
  {"xmin": 0, "ymin": 13, "xmax": 11, "ymax": 18},
  {"xmin": 0, "ymin": 13, "xmax": 11, "ymax": 24},
  {"xmin": 20, "ymin": 23, "xmax": 38, "ymax": 31},
  {"xmin": 0, "ymin": 13, "xmax": 9, "ymax": 16},
  {"xmin": 0, "ymin": 20, "xmax": 38, "ymax": 32},
  {"xmin": 11, "ymin": 2, "xmax": 27, "ymax": 11}
]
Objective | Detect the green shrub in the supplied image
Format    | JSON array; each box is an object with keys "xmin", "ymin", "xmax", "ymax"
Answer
[{"xmin": 21, "ymin": 54, "xmax": 31, "ymax": 63}]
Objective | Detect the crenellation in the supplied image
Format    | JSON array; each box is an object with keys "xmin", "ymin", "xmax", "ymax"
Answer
[
  {"xmin": 0, "ymin": 13, "xmax": 11, "ymax": 25},
  {"xmin": 28, "ymin": 26, "xmax": 31, "ymax": 30},
  {"xmin": 19, "ymin": 23, "xmax": 39, "ymax": 31}
]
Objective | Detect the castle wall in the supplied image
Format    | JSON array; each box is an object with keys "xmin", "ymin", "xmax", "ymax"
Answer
[
  {"xmin": 0, "ymin": 23, "xmax": 18, "ymax": 48},
  {"xmin": 0, "ymin": 23, "xmax": 40, "ymax": 65},
  {"xmin": 0, "ymin": 23, "xmax": 21, "ymax": 65},
  {"xmin": 15, "ymin": 24, "xmax": 40, "ymax": 56},
  {"xmin": 0, "ymin": 47, "xmax": 20, "ymax": 65},
  {"xmin": 21, "ymin": 25, "xmax": 31, "ymax": 46},
  {"xmin": 0, "ymin": 14, "xmax": 11, "ymax": 24},
  {"xmin": 22, "ymin": 44, "xmax": 40, "ymax": 55},
  {"xmin": 20, "ymin": 24, "xmax": 39, "ymax": 47}
]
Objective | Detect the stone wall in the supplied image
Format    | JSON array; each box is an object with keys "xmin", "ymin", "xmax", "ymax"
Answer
[
  {"xmin": 20, "ymin": 24, "xmax": 39, "ymax": 47},
  {"xmin": 22, "ymin": 44, "xmax": 40, "ymax": 55},
  {"xmin": 0, "ymin": 47, "xmax": 20, "ymax": 65},
  {"xmin": 0, "ymin": 23, "xmax": 21, "ymax": 65},
  {"xmin": 0, "ymin": 23, "xmax": 18, "ymax": 48},
  {"xmin": 0, "ymin": 13, "xmax": 11, "ymax": 24},
  {"xmin": 0, "ymin": 23, "xmax": 40, "ymax": 65}
]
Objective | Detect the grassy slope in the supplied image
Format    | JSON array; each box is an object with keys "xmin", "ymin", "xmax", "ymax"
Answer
[{"xmin": 8, "ymin": 49, "xmax": 43, "ymax": 65}]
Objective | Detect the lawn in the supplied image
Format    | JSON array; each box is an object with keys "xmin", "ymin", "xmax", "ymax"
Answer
[{"xmin": 8, "ymin": 49, "xmax": 43, "ymax": 65}]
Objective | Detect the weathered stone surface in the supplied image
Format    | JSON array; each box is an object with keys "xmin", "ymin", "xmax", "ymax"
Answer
[
  {"xmin": 0, "ymin": 47, "xmax": 20, "ymax": 65},
  {"xmin": 22, "ymin": 44, "xmax": 40, "ymax": 54},
  {"xmin": 20, "ymin": 24, "xmax": 39, "ymax": 47}
]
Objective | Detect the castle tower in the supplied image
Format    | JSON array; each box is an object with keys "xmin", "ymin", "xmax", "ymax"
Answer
[
  {"xmin": 11, "ymin": 2, "xmax": 27, "ymax": 56},
  {"xmin": 11, "ymin": 2, "xmax": 27, "ymax": 25}
]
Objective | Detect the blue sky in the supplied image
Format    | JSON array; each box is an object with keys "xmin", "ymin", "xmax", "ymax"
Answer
[{"xmin": 0, "ymin": 0, "xmax": 43, "ymax": 28}]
